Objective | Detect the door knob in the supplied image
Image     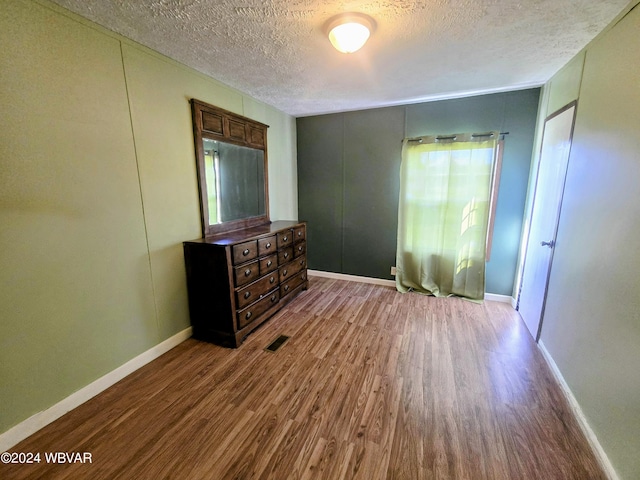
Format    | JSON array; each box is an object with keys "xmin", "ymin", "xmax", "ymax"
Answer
[{"xmin": 540, "ymin": 240, "xmax": 555, "ymax": 248}]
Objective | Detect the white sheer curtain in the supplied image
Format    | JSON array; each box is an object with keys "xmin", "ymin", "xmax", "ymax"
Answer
[{"xmin": 396, "ymin": 133, "xmax": 499, "ymax": 301}]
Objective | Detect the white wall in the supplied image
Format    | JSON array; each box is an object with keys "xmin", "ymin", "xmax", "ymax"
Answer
[{"xmin": 532, "ymin": 5, "xmax": 640, "ymax": 479}]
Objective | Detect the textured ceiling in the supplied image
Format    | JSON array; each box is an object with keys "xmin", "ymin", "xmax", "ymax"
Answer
[{"xmin": 49, "ymin": 0, "xmax": 630, "ymax": 117}]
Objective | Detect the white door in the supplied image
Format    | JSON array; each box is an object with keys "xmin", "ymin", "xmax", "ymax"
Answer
[{"xmin": 518, "ymin": 102, "xmax": 577, "ymax": 340}]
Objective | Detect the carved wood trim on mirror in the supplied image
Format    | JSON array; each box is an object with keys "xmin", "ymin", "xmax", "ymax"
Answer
[
  {"xmin": 186, "ymin": 100, "xmax": 308, "ymax": 348},
  {"xmin": 191, "ymin": 99, "xmax": 270, "ymax": 236}
]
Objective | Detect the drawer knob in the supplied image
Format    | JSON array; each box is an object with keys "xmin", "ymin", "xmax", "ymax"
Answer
[
  {"xmin": 298, "ymin": 246, "xmax": 303, "ymax": 252},
  {"xmin": 284, "ymin": 252, "xmax": 289, "ymax": 259},
  {"xmin": 243, "ymin": 249, "xmax": 250, "ymax": 256},
  {"xmin": 270, "ymin": 294, "xmax": 277, "ymax": 302},
  {"xmin": 266, "ymin": 242, "xmax": 271, "ymax": 249},
  {"xmin": 245, "ymin": 311, "xmax": 252, "ymax": 320},
  {"xmin": 300, "ymin": 259, "xmax": 304, "ymax": 266},
  {"xmin": 244, "ymin": 291, "xmax": 251, "ymax": 299},
  {"xmin": 298, "ymin": 231, "xmax": 302, "ymax": 237},
  {"xmin": 270, "ymin": 276, "xmax": 275, "ymax": 284},
  {"xmin": 267, "ymin": 260, "xmax": 272, "ymax": 267},
  {"xmin": 283, "ymin": 236, "xmax": 288, "ymax": 241},
  {"xmin": 284, "ymin": 285, "xmax": 290, "ymax": 292},
  {"xmin": 244, "ymin": 269, "xmax": 251, "ymax": 277},
  {"xmin": 283, "ymin": 269, "xmax": 288, "ymax": 276}
]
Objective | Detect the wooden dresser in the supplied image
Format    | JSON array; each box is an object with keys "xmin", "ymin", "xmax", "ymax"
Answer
[{"xmin": 183, "ymin": 220, "xmax": 308, "ymax": 347}]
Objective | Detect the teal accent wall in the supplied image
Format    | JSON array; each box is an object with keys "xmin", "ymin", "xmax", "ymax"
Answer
[
  {"xmin": 296, "ymin": 115, "xmax": 347, "ymax": 274},
  {"xmin": 297, "ymin": 88, "xmax": 540, "ymax": 296}
]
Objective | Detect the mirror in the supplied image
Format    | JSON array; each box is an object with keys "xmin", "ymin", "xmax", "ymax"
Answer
[
  {"xmin": 191, "ymin": 99, "xmax": 270, "ymax": 236},
  {"xmin": 202, "ymin": 139, "xmax": 266, "ymax": 225}
]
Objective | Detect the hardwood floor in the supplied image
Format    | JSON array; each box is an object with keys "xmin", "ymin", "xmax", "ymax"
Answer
[{"xmin": 1, "ymin": 276, "xmax": 606, "ymax": 479}]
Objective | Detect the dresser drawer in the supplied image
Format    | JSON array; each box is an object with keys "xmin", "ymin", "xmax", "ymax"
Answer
[
  {"xmin": 277, "ymin": 230, "xmax": 293, "ymax": 248},
  {"xmin": 278, "ymin": 247, "xmax": 293, "ymax": 265},
  {"xmin": 258, "ymin": 235, "xmax": 277, "ymax": 256},
  {"xmin": 237, "ymin": 289, "xmax": 279, "ymax": 329},
  {"xmin": 233, "ymin": 260, "xmax": 260, "ymax": 287},
  {"xmin": 293, "ymin": 241, "xmax": 306, "ymax": 258},
  {"xmin": 279, "ymin": 256, "xmax": 306, "ymax": 283},
  {"xmin": 184, "ymin": 221, "xmax": 308, "ymax": 348},
  {"xmin": 259, "ymin": 254, "xmax": 278, "ymax": 275},
  {"xmin": 232, "ymin": 240, "xmax": 258, "ymax": 265},
  {"xmin": 280, "ymin": 271, "xmax": 307, "ymax": 298},
  {"xmin": 235, "ymin": 272, "xmax": 279, "ymax": 309},
  {"xmin": 294, "ymin": 225, "xmax": 306, "ymax": 242}
]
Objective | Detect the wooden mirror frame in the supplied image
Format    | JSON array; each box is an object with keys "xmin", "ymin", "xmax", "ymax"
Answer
[{"xmin": 191, "ymin": 99, "xmax": 270, "ymax": 236}]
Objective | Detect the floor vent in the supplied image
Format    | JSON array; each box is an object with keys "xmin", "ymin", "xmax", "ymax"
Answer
[{"xmin": 265, "ymin": 335, "xmax": 290, "ymax": 352}]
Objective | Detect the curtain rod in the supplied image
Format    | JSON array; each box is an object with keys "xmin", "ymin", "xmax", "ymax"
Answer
[{"xmin": 405, "ymin": 132, "xmax": 510, "ymax": 143}]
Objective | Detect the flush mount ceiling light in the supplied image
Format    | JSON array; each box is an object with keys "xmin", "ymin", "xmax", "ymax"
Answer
[{"xmin": 326, "ymin": 13, "xmax": 376, "ymax": 54}]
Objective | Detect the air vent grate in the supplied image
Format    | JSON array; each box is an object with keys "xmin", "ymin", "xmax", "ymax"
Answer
[{"xmin": 265, "ymin": 334, "xmax": 290, "ymax": 352}]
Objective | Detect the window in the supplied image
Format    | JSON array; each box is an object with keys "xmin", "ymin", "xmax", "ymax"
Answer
[{"xmin": 395, "ymin": 133, "xmax": 502, "ymax": 300}]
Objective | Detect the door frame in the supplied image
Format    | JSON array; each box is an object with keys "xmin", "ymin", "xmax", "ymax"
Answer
[{"xmin": 516, "ymin": 100, "xmax": 578, "ymax": 341}]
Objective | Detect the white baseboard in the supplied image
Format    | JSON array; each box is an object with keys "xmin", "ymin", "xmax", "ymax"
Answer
[
  {"xmin": 0, "ymin": 327, "xmax": 192, "ymax": 452},
  {"xmin": 308, "ymin": 270, "xmax": 396, "ymax": 287},
  {"xmin": 308, "ymin": 270, "xmax": 516, "ymax": 307},
  {"xmin": 484, "ymin": 293, "xmax": 517, "ymax": 306},
  {"xmin": 538, "ymin": 341, "xmax": 619, "ymax": 480}
]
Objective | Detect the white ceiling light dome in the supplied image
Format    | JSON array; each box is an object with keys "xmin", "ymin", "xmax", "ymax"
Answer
[{"xmin": 326, "ymin": 13, "xmax": 376, "ymax": 54}]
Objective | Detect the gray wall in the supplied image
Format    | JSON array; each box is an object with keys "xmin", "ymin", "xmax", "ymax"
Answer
[
  {"xmin": 297, "ymin": 89, "xmax": 540, "ymax": 296},
  {"xmin": 536, "ymin": 5, "xmax": 640, "ymax": 479}
]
